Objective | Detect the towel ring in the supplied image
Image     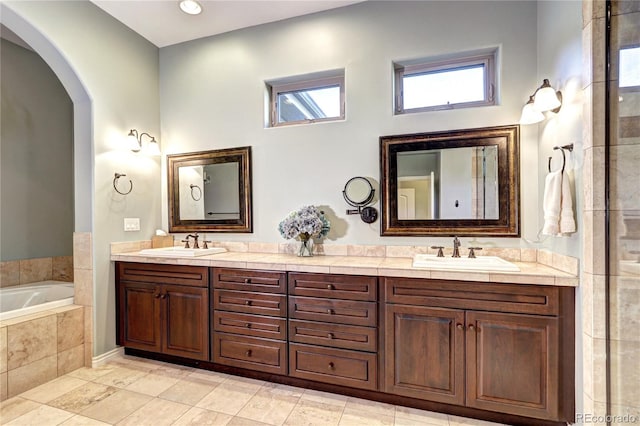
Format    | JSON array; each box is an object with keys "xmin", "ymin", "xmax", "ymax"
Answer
[
  {"xmin": 548, "ymin": 143, "xmax": 574, "ymax": 173},
  {"xmin": 190, "ymin": 184, "xmax": 202, "ymax": 201},
  {"xmin": 113, "ymin": 173, "xmax": 133, "ymax": 195}
]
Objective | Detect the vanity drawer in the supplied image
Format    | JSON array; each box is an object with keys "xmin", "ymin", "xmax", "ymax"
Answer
[
  {"xmin": 118, "ymin": 262, "xmax": 208, "ymax": 287},
  {"xmin": 289, "ymin": 320, "xmax": 376, "ymax": 352},
  {"xmin": 213, "ymin": 333, "xmax": 287, "ymax": 375},
  {"xmin": 213, "ymin": 311, "xmax": 286, "ymax": 340},
  {"xmin": 214, "ymin": 290, "xmax": 287, "ymax": 317},
  {"xmin": 382, "ymin": 277, "xmax": 560, "ymax": 315},
  {"xmin": 289, "ymin": 343, "xmax": 377, "ymax": 390},
  {"xmin": 288, "ymin": 272, "xmax": 377, "ymax": 301},
  {"xmin": 289, "ymin": 296, "xmax": 376, "ymax": 326},
  {"xmin": 213, "ymin": 268, "xmax": 286, "ymax": 293}
]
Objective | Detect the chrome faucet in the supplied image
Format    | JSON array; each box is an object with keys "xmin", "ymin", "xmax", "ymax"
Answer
[{"xmin": 452, "ymin": 236, "xmax": 461, "ymax": 258}]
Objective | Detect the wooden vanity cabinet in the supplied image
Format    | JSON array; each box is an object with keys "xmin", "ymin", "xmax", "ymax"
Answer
[
  {"xmin": 382, "ymin": 277, "xmax": 574, "ymax": 422},
  {"xmin": 116, "ymin": 262, "xmax": 209, "ymax": 361},
  {"xmin": 288, "ymin": 272, "xmax": 378, "ymax": 390},
  {"xmin": 211, "ymin": 268, "xmax": 288, "ymax": 375}
]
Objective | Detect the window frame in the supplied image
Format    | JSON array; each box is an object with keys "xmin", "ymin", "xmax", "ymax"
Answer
[
  {"xmin": 394, "ymin": 50, "xmax": 497, "ymax": 114},
  {"xmin": 268, "ymin": 74, "xmax": 345, "ymax": 127}
]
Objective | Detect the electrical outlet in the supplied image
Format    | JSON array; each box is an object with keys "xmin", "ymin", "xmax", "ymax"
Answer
[{"xmin": 124, "ymin": 218, "xmax": 140, "ymax": 232}]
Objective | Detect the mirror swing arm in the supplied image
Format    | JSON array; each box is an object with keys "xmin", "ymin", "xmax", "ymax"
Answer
[{"xmin": 343, "ymin": 176, "xmax": 378, "ymax": 224}]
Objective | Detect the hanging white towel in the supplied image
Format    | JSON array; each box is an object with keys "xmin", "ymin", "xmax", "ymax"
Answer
[
  {"xmin": 542, "ymin": 170, "xmax": 562, "ymax": 235},
  {"xmin": 559, "ymin": 171, "xmax": 576, "ymax": 234},
  {"xmin": 542, "ymin": 170, "xmax": 576, "ymax": 236}
]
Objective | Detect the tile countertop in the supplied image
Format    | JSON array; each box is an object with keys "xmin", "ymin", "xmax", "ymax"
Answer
[{"xmin": 110, "ymin": 251, "xmax": 579, "ymax": 287}]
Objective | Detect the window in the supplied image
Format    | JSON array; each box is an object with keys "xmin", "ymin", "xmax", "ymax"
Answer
[
  {"xmin": 394, "ymin": 50, "xmax": 497, "ymax": 114},
  {"xmin": 267, "ymin": 71, "xmax": 345, "ymax": 127},
  {"xmin": 620, "ymin": 45, "xmax": 640, "ymax": 90}
]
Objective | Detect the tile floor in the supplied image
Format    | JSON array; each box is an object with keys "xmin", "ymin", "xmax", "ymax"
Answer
[{"xmin": 1, "ymin": 355, "xmax": 504, "ymax": 426}]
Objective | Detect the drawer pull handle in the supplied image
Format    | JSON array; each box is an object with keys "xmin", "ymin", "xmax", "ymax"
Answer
[
  {"xmin": 245, "ymin": 323, "xmax": 252, "ymax": 329},
  {"xmin": 245, "ymin": 300, "xmax": 252, "ymax": 306},
  {"xmin": 327, "ymin": 309, "xmax": 333, "ymax": 315},
  {"xmin": 456, "ymin": 323, "xmax": 465, "ymax": 330},
  {"xmin": 244, "ymin": 278, "xmax": 251, "ymax": 284},
  {"xmin": 327, "ymin": 284, "xmax": 334, "ymax": 290},
  {"xmin": 468, "ymin": 324, "xmax": 476, "ymax": 331},
  {"xmin": 328, "ymin": 362, "xmax": 335, "ymax": 369},
  {"xmin": 327, "ymin": 333, "xmax": 334, "ymax": 339},
  {"xmin": 246, "ymin": 350, "xmax": 252, "ymax": 357}
]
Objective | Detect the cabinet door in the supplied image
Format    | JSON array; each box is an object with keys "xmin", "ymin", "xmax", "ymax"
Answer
[
  {"xmin": 119, "ymin": 281, "xmax": 162, "ymax": 352},
  {"xmin": 465, "ymin": 311, "xmax": 559, "ymax": 420},
  {"xmin": 384, "ymin": 304, "xmax": 465, "ymax": 405},
  {"xmin": 162, "ymin": 284, "xmax": 209, "ymax": 361}
]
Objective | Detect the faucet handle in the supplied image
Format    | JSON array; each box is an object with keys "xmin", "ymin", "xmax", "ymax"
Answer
[
  {"xmin": 468, "ymin": 247, "xmax": 483, "ymax": 258},
  {"xmin": 430, "ymin": 246, "xmax": 445, "ymax": 258},
  {"xmin": 202, "ymin": 239, "xmax": 212, "ymax": 249},
  {"xmin": 181, "ymin": 239, "xmax": 190, "ymax": 249}
]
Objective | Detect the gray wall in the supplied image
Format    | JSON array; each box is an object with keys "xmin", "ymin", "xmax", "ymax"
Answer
[
  {"xmin": 160, "ymin": 0, "xmax": 540, "ymax": 247},
  {"xmin": 2, "ymin": 1, "xmax": 161, "ymax": 356},
  {"xmin": 0, "ymin": 39, "xmax": 73, "ymax": 261}
]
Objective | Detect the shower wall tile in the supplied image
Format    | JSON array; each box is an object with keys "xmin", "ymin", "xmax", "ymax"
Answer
[
  {"xmin": 583, "ymin": 146, "xmax": 606, "ymax": 211},
  {"xmin": 19, "ymin": 257, "xmax": 53, "ymax": 284},
  {"xmin": 7, "ymin": 354, "xmax": 57, "ymax": 398},
  {"xmin": 0, "ymin": 261, "xmax": 20, "ymax": 288},
  {"xmin": 583, "ymin": 0, "xmax": 606, "ymax": 28},
  {"xmin": 52, "ymin": 256, "xmax": 74, "ymax": 282},
  {"xmin": 610, "ymin": 276, "xmax": 640, "ymax": 342},
  {"xmin": 57, "ymin": 307, "xmax": 84, "ymax": 352},
  {"xmin": 7, "ymin": 315, "xmax": 57, "ymax": 370},
  {"xmin": 610, "ymin": 339, "xmax": 640, "ymax": 407},
  {"xmin": 73, "ymin": 232, "xmax": 92, "ymax": 271},
  {"xmin": 610, "ymin": 145, "xmax": 640, "ymax": 211}
]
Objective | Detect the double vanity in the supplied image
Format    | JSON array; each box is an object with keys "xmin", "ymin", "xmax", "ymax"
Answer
[{"xmin": 113, "ymin": 248, "xmax": 576, "ymax": 426}]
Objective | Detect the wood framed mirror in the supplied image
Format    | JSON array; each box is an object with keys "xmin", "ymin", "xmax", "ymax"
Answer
[
  {"xmin": 168, "ymin": 146, "xmax": 252, "ymax": 233},
  {"xmin": 380, "ymin": 125, "xmax": 519, "ymax": 237}
]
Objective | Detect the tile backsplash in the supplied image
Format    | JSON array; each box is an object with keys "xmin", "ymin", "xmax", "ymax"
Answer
[{"xmin": 0, "ymin": 256, "xmax": 73, "ymax": 288}]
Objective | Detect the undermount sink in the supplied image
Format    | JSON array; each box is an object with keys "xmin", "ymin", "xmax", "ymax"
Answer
[
  {"xmin": 138, "ymin": 246, "xmax": 227, "ymax": 257},
  {"xmin": 412, "ymin": 254, "xmax": 520, "ymax": 272}
]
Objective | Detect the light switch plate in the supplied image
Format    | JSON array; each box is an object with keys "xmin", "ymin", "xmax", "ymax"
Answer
[{"xmin": 124, "ymin": 218, "xmax": 140, "ymax": 232}]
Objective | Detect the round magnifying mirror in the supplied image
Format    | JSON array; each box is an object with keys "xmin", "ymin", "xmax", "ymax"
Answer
[{"xmin": 343, "ymin": 177, "xmax": 374, "ymax": 207}]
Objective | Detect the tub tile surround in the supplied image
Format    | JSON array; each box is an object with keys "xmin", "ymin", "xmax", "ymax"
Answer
[
  {"xmin": 111, "ymin": 240, "xmax": 580, "ymax": 286},
  {"xmin": 0, "ymin": 255, "xmax": 74, "ymax": 288},
  {"xmin": 0, "ymin": 305, "xmax": 85, "ymax": 400},
  {"xmin": 73, "ymin": 232, "xmax": 94, "ymax": 370}
]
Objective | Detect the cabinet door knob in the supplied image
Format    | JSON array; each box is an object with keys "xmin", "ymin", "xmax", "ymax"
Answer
[
  {"xmin": 327, "ymin": 309, "xmax": 333, "ymax": 315},
  {"xmin": 154, "ymin": 293, "xmax": 160, "ymax": 299},
  {"xmin": 468, "ymin": 324, "xmax": 476, "ymax": 331},
  {"xmin": 245, "ymin": 350, "xmax": 252, "ymax": 357},
  {"xmin": 456, "ymin": 323, "xmax": 465, "ymax": 330},
  {"xmin": 244, "ymin": 278, "xmax": 251, "ymax": 284},
  {"xmin": 160, "ymin": 293, "xmax": 166, "ymax": 299},
  {"xmin": 245, "ymin": 300, "xmax": 252, "ymax": 306},
  {"xmin": 327, "ymin": 284, "xmax": 334, "ymax": 290},
  {"xmin": 327, "ymin": 333, "xmax": 334, "ymax": 339},
  {"xmin": 328, "ymin": 362, "xmax": 335, "ymax": 369},
  {"xmin": 245, "ymin": 323, "xmax": 252, "ymax": 329}
]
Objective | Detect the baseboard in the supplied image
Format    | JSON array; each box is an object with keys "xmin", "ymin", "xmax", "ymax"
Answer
[{"xmin": 92, "ymin": 346, "xmax": 124, "ymax": 367}]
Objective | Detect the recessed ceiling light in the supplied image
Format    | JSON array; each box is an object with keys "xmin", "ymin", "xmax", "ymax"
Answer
[{"xmin": 179, "ymin": 0, "xmax": 202, "ymax": 15}]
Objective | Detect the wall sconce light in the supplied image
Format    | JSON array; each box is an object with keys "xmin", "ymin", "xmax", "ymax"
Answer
[
  {"xmin": 519, "ymin": 79, "xmax": 563, "ymax": 125},
  {"xmin": 127, "ymin": 129, "xmax": 161, "ymax": 156}
]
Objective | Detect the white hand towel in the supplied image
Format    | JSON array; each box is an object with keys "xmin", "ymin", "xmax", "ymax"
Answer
[
  {"xmin": 542, "ymin": 170, "xmax": 562, "ymax": 235},
  {"xmin": 559, "ymin": 171, "xmax": 576, "ymax": 234}
]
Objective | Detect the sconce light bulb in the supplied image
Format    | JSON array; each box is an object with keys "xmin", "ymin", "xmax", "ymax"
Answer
[
  {"xmin": 127, "ymin": 129, "xmax": 141, "ymax": 152},
  {"xmin": 519, "ymin": 96, "xmax": 544, "ymax": 125},
  {"xmin": 533, "ymin": 79, "xmax": 561, "ymax": 112},
  {"xmin": 146, "ymin": 138, "xmax": 161, "ymax": 156}
]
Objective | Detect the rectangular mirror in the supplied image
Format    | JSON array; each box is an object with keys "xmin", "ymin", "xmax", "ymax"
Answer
[
  {"xmin": 168, "ymin": 146, "xmax": 252, "ymax": 233},
  {"xmin": 380, "ymin": 125, "xmax": 519, "ymax": 237}
]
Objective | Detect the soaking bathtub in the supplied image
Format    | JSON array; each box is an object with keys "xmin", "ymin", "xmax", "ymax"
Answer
[{"xmin": 0, "ymin": 281, "xmax": 74, "ymax": 321}]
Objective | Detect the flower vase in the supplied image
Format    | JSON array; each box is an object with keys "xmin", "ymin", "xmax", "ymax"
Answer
[{"xmin": 298, "ymin": 236, "xmax": 313, "ymax": 257}]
